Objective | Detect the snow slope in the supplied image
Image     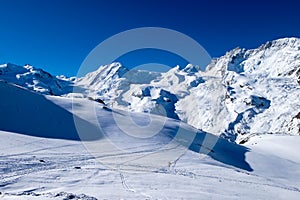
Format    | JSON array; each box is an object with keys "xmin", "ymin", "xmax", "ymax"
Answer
[
  {"xmin": 74, "ymin": 38, "xmax": 300, "ymax": 142},
  {"xmin": 0, "ymin": 38, "xmax": 300, "ymax": 199},
  {"xmin": 195, "ymin": 37, "xmax": 300, "ymax": 142},
  {"xmin": 0, "ymin": 81, "xmax": 100, "ymax": 141},
  {"xmin": 0, "ymin": 81, "xmax": 300, "ymax": 199},
  {"xmin": 1, "ymin": 38, "xmax": 299, "ymax": 143}
]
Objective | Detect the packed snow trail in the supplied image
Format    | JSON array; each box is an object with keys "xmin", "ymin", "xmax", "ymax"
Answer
[{"xmin": 1, "ymin": 131, "xmax": 300, "ymax": 199}]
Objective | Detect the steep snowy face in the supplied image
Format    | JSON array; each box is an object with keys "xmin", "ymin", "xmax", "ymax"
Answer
[
  {"xmin": 75, "ymin": 63, "xmax": 128, "ymax": 102},
  {"xmin": 0, "ymin": 37, "xmax": 299, "ymax": 143},
  {"xmin": 179, "ymin": 37, "xmax": 300, "ymax": 142},
  {"xmin": 136, "ymin": 66, "xmax": 204, "ymax": 120},
  {"xmin": 75, "ymin": 62, "xmax": 162, "ymax": 107},
  {"xmin": 74, "ymin": 63, "xmax": 205, "ymax": 119},
  {"xmin": 105, "ymin": 64, "xmax": 206, "ymax": 119},
  {"xmin": 0, "ymin": 63, "xmax": 75, "ymax": 95},
  {"xmin": 71, "ymin": 38, "xmax": 300, "ymax": 143},
  {"xmin": 206, "ymin": 38, "xmax": 300, "ymax": 80}
]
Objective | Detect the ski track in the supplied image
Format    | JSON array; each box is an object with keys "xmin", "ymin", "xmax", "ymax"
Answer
[
  {"xmin": 1, "ymin": 145, "xmax": 300, "ymax": 199},
  {"xmin": 171, "ymin": 168, "xmax": 300, "ymax": 193},
  {"xmin": 2, "ymin": 152, "xmax": 298, "ymax": 196}
]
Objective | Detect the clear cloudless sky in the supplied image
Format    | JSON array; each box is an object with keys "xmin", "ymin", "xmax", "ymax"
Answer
[{"xmin": 0, "ymin": 0, "xmax": 300, "ymax": 77}]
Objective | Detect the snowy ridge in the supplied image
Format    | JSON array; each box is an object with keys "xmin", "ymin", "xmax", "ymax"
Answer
[
  {"xmin": 75, "ymin": 62, "xmax": 162, "ymax": 107},
  {"xmin": 0, "ymin": 63, "xmax": 75, "ymax": 95},
  {"xmin": 1, "ymin": 80, "xmax": 300, "ymax": 199},
  {"xmin": 0, "ymin": 37, "xmax": 299, "ymax": 143},
  {"xmin": 75, "ymin": 38, "xmax": 300, "ymax": 142},
  {"xmin": 1, "ymin": 37, "xmax": 300, "ymax": 199},
  {"xmin": 199, "ymin": 37, "xmax": 300, "ymax": 142}
]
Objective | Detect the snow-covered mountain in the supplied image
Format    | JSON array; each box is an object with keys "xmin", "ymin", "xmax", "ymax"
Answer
[
  {"xmin": 179, "ymin": 37, "xmax": 300, "ymax": 142},
  {"xmin": 75, "ymin": 37, "xmax": 300, "ymax": 143},
  {"xmin": 1, "ymin": 75, "xmax": 300, "ymax": 199},
  {"xmin": 1, "ymin": 37, "xmax": 300, "ymax": 199},
  {"xmin": 0, "ymin": 63, "xmax": 75, "ymax": 95},
  {"xmin": 1, "ymin": 37, "xmax": 299, "ymax": 143}
]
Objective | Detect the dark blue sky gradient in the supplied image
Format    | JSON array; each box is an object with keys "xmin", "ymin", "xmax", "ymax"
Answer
[{"xmin": 0, "ymin": 0, "xmax": 300, "ymax": 76}]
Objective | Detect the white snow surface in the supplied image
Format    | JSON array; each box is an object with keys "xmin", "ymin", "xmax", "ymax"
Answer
[
  {"xmin": 1, "ymin": 38, "xmax": 299, "ymax": 142},
  {"xmin": 0, "ymin": 81, "xmax": 300, "ymax": 199},
  {"xmin": 0, "ymin": 63, "xmax": 75, "ymax": 95},
  {"xmin": 0, "ymin": 37, "xmax": 300, "ymax": 198},
  {"xmin": 75, "ymin": 37, "xmax": 300, "ymax": 142}
]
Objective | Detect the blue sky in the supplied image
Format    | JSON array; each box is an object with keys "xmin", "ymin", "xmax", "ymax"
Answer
[{"xmin": 0, "ymin": 0, "xmax": 300, "ymax": 77}]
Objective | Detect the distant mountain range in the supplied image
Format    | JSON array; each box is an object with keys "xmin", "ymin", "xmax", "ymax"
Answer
[{"xmin": 1, "ymin": 37, "xmax": 299, "ymax": 143}]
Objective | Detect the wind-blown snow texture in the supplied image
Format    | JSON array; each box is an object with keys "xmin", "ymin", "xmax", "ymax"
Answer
[{"xmin": 0, "ymin": 37, "xmax": 299, "ymax": 143}]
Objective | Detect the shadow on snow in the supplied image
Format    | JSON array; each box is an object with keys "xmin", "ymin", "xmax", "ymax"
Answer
[
  {"xmin": 0, "ymin": 82, "xmax": 102, "ymax": 141},
  {"xmin": 0, "ymin": 81, "xmax": 252, "ymax": 171}
]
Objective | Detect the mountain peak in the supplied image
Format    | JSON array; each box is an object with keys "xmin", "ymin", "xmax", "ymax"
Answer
[
  {"xmin": 182, "ymin": 64, "xmax": 202, "ymax": 74},
  {"xmin": 257, "ymin": 37, "xmax": 300, "ymax": 51},
  {"xmin": 1, "ymin": 37, "xmax": 299, "ymax": 143}
]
